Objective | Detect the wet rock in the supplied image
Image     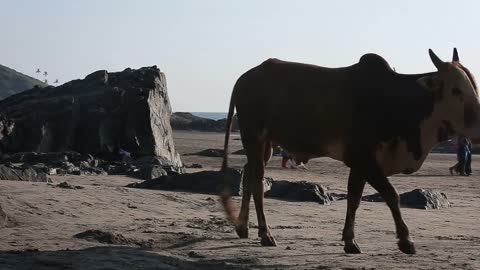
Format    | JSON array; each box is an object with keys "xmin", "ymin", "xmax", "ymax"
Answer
[
  {"xmin": 362, "ymin": 188, "xmax": 451, "ymax": 209},
  {"xmin": 0, "ymin": 165, "xmax": 48, "ymax": 182},
  {"xmin": 265, "ymin": 180, "xmax": 333, "ymax": 205}
]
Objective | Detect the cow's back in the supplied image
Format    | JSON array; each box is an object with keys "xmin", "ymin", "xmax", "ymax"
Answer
[
  {"xmin": 233, "ymin": 58, "xmax": 358, "ymax": 159},
  {"xmin": 232, "ymin": 55, "xmax": 433, "ymax": 164}
]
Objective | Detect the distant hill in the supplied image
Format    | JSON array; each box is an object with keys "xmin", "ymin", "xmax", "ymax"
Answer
[{"xmin": 0, "ymin": 65, "xmax": 47, "ymax": 99}]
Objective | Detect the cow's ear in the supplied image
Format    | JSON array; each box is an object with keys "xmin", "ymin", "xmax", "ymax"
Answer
[{"xmin": 417, "ymin": 76, "xmax": 443, "ymax": 91}]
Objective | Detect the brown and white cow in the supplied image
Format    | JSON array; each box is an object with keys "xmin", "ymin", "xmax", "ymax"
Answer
[{"xmin": 220, "ymin": 49, "xmax": 478, "ymax": 254}]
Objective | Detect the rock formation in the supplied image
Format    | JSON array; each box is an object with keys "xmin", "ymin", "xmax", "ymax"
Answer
[
  {"xmin": 0, "ymin": 64, "xmax": 47, "ymax": 99},
  {"xmin": 0, "ymin": 66, "xmax": 182, "ymax": 167}
]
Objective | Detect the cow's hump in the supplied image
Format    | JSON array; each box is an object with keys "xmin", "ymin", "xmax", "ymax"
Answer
[{"xmin": 358, "ymin": 53, "xmax": 393, "ymax": 73}]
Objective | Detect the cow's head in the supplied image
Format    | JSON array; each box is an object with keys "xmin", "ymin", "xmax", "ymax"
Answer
[{"xmin": 417, "ymin": 48, "xmax": 480, "ymax": 141}]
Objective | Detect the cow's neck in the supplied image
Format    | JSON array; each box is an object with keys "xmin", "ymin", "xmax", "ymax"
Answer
[
  {"xmin": 419, "ymin": 104, "xmax": 457, "ymax": 159},
  {"xmin": 375, "ymin": 103, "xmax": 457, "ymax": 176}
]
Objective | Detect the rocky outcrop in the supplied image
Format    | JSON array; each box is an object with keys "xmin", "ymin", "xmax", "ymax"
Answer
[
  {"xmin": 170, "ymin": 112, "xmax": 239, "ymax": 132},
  {"xmin": 0, "ymin": 66, "xmax": 181, "ymax": 167},
  {"xmin": 0, "ymin": 151, "xmax": 184, "ymax": 179},
  {"xmin": 171, "ymin": 112, "xmax": 227, "ymax": 132}
]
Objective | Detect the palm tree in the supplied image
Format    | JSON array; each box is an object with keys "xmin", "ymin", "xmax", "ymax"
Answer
[
  {"xmin": 54, "ymin": 79, "xmax": 59, "ymax": 85},
  {"xmin": 44, "ymin": 79, "xmax": 48, "ymax": 85},
  {"xmin": 36, "ymin": 68, "xmax": 41, "ymax": 79},
  {"xmin": 43, "ymin": 71, "xmax": 48, "ymax": 78}
]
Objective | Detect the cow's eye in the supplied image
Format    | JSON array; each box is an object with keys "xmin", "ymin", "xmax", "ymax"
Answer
[{"xmin": 452, "ymin": 88, "xmax": 462, "ymax": 96}]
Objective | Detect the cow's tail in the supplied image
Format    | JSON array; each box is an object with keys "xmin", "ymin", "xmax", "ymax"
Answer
[{"xmin": 221, "ymin": 90, "xmax": 237, "ymax": 224}]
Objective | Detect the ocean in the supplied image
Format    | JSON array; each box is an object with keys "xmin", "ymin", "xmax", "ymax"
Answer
[{"xmin": 190, "ymin": 112, "xmax": 227, "ymax": 120}]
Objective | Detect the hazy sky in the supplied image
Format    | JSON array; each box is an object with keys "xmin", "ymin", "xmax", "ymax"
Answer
[{"xmin": 1, "ymin": 0, "xmax": 479, "ymax": 112}]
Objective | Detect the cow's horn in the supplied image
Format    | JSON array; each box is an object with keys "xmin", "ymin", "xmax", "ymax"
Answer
[
  {"xmin": 429, "ymin": 49, "xmax": 446, "ymax": 71},
  {"xmin": 452, "ymin": 48, "xmax": 460, "ymax": 62}
]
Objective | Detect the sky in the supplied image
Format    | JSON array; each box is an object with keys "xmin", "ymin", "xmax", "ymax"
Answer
[{"xmin": 1, "ymin": 0, "xmax": 479, "ymax": 112}]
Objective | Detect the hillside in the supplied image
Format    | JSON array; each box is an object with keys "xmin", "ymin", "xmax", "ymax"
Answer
[{"xmin": 0, "ymin": 64, "xmax": 46, "ymax": 99}]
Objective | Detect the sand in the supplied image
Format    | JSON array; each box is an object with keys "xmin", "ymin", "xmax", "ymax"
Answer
[{"xmin": 0, "ymin": 130, "xmax": 479, "ymax": 270}]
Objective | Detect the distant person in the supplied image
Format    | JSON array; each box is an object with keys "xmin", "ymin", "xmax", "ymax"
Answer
[
  {"xmin": 465, "ymin": 138, "xmax": 472, "ymax": 175},
  {"xmin": 118, "ymin": 148, "xmax": 132, "ymax": 163},
  {"xmin": 280, "ymin": 148, "xmax": 290, "ymax": 168},
  {"xmin": 449, "ymin": 136, "xmax": 472, "ymax": 176},
  {"xmin": 279, "ymin": 148, "xmax": 307, "ymax": 169}
]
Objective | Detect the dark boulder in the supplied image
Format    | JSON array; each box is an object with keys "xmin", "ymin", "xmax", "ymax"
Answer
[
  {"xmin": 265, "ymin": 180, "xmax": 332, "ymax": 205},
  {"xmin": 0, "ymin": 66, "xmax": 182, "ymax": 167},
  {"xmin": 190, "ymin": 149, "xmax": 224, "ymax": 158},
  {"xmin": 362, "ymin": 188, "xmax": 451, "ymax": 209},
  {"xmin": 127, "ymin": 168, "xmax": 243, "ymax": 195},
  {"xmin": 400, "ymin": 189, "xmax": 451, "ymax": 209}
]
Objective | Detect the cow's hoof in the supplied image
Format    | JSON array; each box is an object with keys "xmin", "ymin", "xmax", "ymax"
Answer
[
  {"xmin": 235, "ymin": 225, "xmax": 249, "ymax": 239},
  {"xmin": 398, "ymin": 239, "xmax": 416, "ymax": 254},
  {"xmin": 260, "ymin": 235, "xmax": 277, "ymax": 246},
  {"xmin": 344, "ymin": 240, "xmax": 362, "ymax": 254}
]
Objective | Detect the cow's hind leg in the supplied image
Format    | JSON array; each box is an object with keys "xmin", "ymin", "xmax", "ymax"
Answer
[
  {"xmin": 367, "ymin": 166, "xmax": 415, "ymax": 254},
  {"xmin": 342, "ymin": 168, "xmax": 366, "ymax": 254},
  {"xmin": 247, "ymin": 140, "xmax": 276, "ymax": 246},
  {"xmin": 235, "ymin": 142, "xmax": 273, "ymax": 239},
  {"xmin": 235, "ymin": 164, "xmax": 251, "ymax": 238}
]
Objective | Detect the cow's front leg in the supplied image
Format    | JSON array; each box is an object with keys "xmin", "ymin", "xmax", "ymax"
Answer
[
  {"xmin": 367, "ymin": 165, "xmax": 415, "ymax": 254},
  {"xmin": 342, "ymin": 168, "xmax": 366, "ymax": 254}
]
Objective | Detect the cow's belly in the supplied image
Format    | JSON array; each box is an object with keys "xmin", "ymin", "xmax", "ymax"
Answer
[{"xmin": 375, "ymin": 139, "xmax": 427, "ymax": 176}]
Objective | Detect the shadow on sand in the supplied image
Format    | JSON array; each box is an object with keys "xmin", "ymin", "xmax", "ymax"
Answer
[{"xmin": 0, "ymin": 246, "xmax": 251, "ymax": 270}]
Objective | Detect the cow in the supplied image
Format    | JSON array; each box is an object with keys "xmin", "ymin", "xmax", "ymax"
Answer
[{"xmin": 220, "ymin": 48, "xmax": 479, "ymax": 254}]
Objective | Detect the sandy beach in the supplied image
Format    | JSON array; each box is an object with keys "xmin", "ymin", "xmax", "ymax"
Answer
[{"xmin": 0, "ymin": 130, "xmax": 479, "ymax": 270}]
